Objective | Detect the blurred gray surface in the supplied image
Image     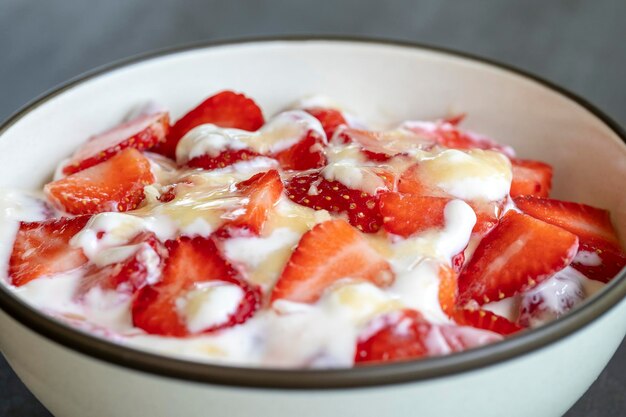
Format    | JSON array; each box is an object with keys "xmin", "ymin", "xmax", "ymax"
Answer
[{"xmin": 0, "ymin": 0, "xmax": 624, "ymax": 416}]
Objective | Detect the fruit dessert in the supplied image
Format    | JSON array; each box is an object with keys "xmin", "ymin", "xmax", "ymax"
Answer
[{"xmin": 1, "ymin": 91, "xmax": 624, "ymax": 367}]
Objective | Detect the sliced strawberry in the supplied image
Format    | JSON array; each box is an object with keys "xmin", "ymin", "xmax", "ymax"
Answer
[
  {"xmin": 187, "ymin": 149, "xmax": 261, "ymax": 170},
  {"xmin": 379, "ymin": 193, "xmax": 450, "ymax": 237},
  {"xmin": 397, "ymin": 164, "xmax": 447, "ymax": 197},
  {"xmin": 45, "ymin": 148, "xmax": 155, "ymax": 215},
  {"xmin": 453, "ymin": 308, "xmax": 523, "ymax": 336},
  {"xmin": 571, "ymin": 242, "xmax": 626, "ymax": 283},
  {"xmin": 509, "ymin": 159, "xmax": 553, "ymax": 198},
  {"xmin": 272, "ymin": 130, "xmax": 327, "ymax": 171},
  {"xmin": 438, "ymin": 265, "xmax": 458, "ymax": 317},
  {"xmin": 63, "ymin": 112, "xmax": 169, "ymax": 175},
  {"xmin": 76, "ymin": 232, "xmax": 167, "ymax": 297},
  {"xmin": 517, "ymin": 273, "xmax": 585, "ymax": 327},
  {"xmin": 458, "ymin": 211, "xmax": 579, "ymax": 305},
  {"xmin": 9, "ymin": 216, "xmax": 90, "ymax": 286},
  {"xmin": 219, "ymin": 170, "xmax": 283, "ymax": 236},
  {"xmin": 132, "ymin": 236, "xmax": 261, "ymax": 337},
  {"xmin": 304, "ymin": 107, "xmax": 347, "ymax": 139},
  {"xmin": 270, "ymin": 219, "xmax": 394, "ymax": 303},
  {"xmin": 468, "ymin": 200, "xmax": 505, "ymax": 235},
  {"xmin": 514, "ymin": 196, "xmax": 622, "ymax": 249},
  {"xmin": 452, "ymin": 251, "xmax": 466, "ymax": 273},
  {"xmin": 285, "ymin": 173, "xmax": 383, "ymax": 233},
  {"xmin": 355, "ymin": 309, "xmax": 431, "ymax": 363},
  {"xmin": 153, "ymin": 91, "xmax": 264, "ymax": 159}
]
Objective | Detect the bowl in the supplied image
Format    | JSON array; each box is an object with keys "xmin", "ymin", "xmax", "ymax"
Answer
[{"xmin": 0, "ymin": 37, "xmax": 625, "ymax": 417}]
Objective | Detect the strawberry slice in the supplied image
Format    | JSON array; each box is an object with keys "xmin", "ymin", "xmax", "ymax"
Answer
[
  {"xmin": 453, "ymin": 309, "xmax": 523, "ymax": 336},
  {"xmin": 304, "ymin": 107, "xmax": 347, "ymax": 139},
  {"xmin": 272, "ymin": 130, "xmax": 327, "ymax": 171},
  {"xmin": 509, "ymin": 159, "xmax": 553, "ymax": 198},
  {"xmin": 9, "ymin": 216, "xmax": 90, "ymax": 286},
  {"xmin": 187, "ymin": 149, "xmax": 261, "ymax": 170},
  {"xmin": 76, "ymin": 232, "xmax": 167, "ymax": 297},
  {"xmin": 458, "ymin": 211, "xmax": 579, "ymax": 305},
  {"xmin": 219, "ymin": 170, "xmax": 283, "ymax": 236},
  {"xmin": 153, "ymin": 91, "xmax": 264, "ymax": 159},
  {"xmin": 438, "ymin": 265, "xmax": 458, "ymax": 317},
  {"xmin": 132, "ymin": 236, "xmax": 261, "ymax": 337},
  {"xmin": 571, "ymin": 242, "xmax": 626, "ymax": 283},
  {"xmin": 355, "ymin": 309, "xmax": 432, "ymax": 363},
  {"xmin": 517, "ymin": 273, "xmax": 585, "ymax": 327},
  {"xmin": 468, "ymin": 200, "xmax": 505, "ymax": 235},
  {"xmin": 63, "ymin": 112, "xmax": 169, "ymax": 175},
  {"xmin": 379, "ymin": 193, "xmax": 450, "ymax": 237},
  {"xmin": 514, "ymin": 196, "xmax": 622, "ymax": 249},
  {"xmin": 270, "ymin": 219, "xmax": 394, "ymax": 303},
  {"xmin": 285, "ymin": 173, "xmax": 384, "ymax": 233},
  {"xmin": 45, "ymin": 148, "xmax": 155, "ymax": 215}
]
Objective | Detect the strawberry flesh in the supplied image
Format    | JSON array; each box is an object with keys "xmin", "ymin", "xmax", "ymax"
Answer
[
  {"xmin": 458, "ymin": 211, "xmax": 579, "ymax": 305},
  {"xmin": 453, "ymin": 308, "xmax": 523, "ymax": 336},
  {"xmin": 379, "ymin": 192, "xmax": 449, "ymax": 237},
  {"xmin": 272, "ymin": 131, "xmax": 327, "ymax": 171},
  {"xmin": 9, "ymin": 216, "xmax": 90, "ymax": 286},
  {"xmin": 45, "ymin": 148, "xmax": 155, "ymax": 215},
  {"xmin": 63, "ymin": 112, "xmax": 169, "ymax": 175},
  {"xmin": 270, "ymin": 219, "xmax": 394, "ymax": 303},
  {"xmin": 571, "ymin": 242, "xmax": 626, "ymax": 283},
  {"xmin": 132, "ymin": 236, "xmax": 261, "ymax": 337},
  {"xmin": 188, "ymin": 149, "xmax": 261, "ymax": 170},
  {"xmin": 509, "ymin": 159, "xmax": 553, "ymax": 198},
  {"xmin": 304, "ymin": 107, "xmax": 347, "ymax": 139}
]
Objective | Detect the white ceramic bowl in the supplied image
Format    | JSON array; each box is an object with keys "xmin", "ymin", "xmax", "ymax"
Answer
[{"xmin": 1, "ymin": 38, "xmax": 625, "ymax": 417}]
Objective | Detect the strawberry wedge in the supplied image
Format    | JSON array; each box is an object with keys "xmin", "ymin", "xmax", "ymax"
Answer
[
  {"xmin": 379, "ymin": 193, "xmax": 450, "ymax": 237},
  {"xmin": 453, "ymin": 309, "xmax": 523, "ymax": 336},
  {"xmin": 63, "ymin": 112, "xmax": 169, "ymax": 175},
  {"xmin": 458, "ymin": 211, "xmax": 579, "ymax": 305},
  {"xmin": 132, "ymin": 237, "xmax": 261, "ymax": 337},
  {"xmin": 270, "ymin": 219, "xmax": 394, "ymax": 303},
  {"xmin": 154, "ymin": 91, "xmax": 264, "ymax": 159},
  {"xmin": 45, "ymin": 148, "xmax": 155, "ymax": 215},
  {"xmin": 9, "ymin": 216, "xmax": 90, "ymax": 286},
  {"xmin": 509, "ymin": 159, "xmax": 553, "ymax": 198},
  {"xmin": 304, "ymin": 107, "xmax": 347, "ymax": 139}
]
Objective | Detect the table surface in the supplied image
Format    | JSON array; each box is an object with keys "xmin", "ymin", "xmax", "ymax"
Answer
[{"xmin": 1, "ymin": 0, "xmax": 625, "ymax": 416}]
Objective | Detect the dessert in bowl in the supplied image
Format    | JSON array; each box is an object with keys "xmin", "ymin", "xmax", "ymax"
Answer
[{"xmin": 0, "ymin": 38, "xmax": 625, "ymax": 417}]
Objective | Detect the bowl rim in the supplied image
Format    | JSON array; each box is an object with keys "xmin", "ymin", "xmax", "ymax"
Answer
[{"xmin": 0, "ymin": 35, "xmax": 625, "ymax": 390}]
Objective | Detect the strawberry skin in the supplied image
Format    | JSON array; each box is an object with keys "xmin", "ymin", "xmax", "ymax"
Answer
[
  {"xmin": 45, "ymin": 148, "xmax": 155, "ymax": 215},
  {"xmin": 438, "ymin": 265, "xmax": 458, "ymax": 317},
  {"xmin": 132, "ymin": 236, "xmax": 261, "ymax": 337},
  {"xmin": 63, "ymin": 112, "xmax": 169, "ymax": 175},
  {"xmin": 285, "ymin": 173, "xmax": 383, "ymax": 233},
  {"xmin": 9, "ymin": 216, "xmax": 90, "ymax": 286},
  {"xmin": 514, "ymin": 196, "xmax": 622, "ymax": 249},
  {"xmin": 154, "ymin": 91, "xmax": 264, "ymax": 159},
  {"xmin": 453, "ymin": 308, "xmax": 523, "ymax": 336},
  {"xmin": 355, "ymin": 309, "xmax": 431, "ymax": 364},
  {"xmin": 379, "ymin": 192, "xmax": 450, "ymax": 237},
  {"xmin": 272, "ymin": 131, "xmax": 327, "ymax": 171},
  {"xmin": 220, "ymin": 170, "xmax": 284, "ymax": 236},
  {"xmin": 270, "ymin": 219, "xmax": 394, "ymax": 303},
  {"xmin": 304, "ymin": 107, "xmax": 347, "ymax": 139},
  {"xmin": 509, "ymin": 159, "xmax": 553, "ymax": 198},
  {"xmin": 187, "ymin": 149, "xmax": 261, "ymax": 170},
  {"xmin": 571, "ymin": 242, "xmax": 626, "ymax": 283},
  {"xmin": 458, "ymin": 211, "xmax": 579, "ymax": 305}
]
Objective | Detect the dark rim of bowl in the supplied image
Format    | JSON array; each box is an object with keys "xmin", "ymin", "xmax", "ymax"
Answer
[{"xmin": 0, "ymin": 36, "xmax": 625, "ymax": 390}]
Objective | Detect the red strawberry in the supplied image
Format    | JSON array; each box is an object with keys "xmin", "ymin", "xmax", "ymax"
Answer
[
  {"xmin": 187, "ymin": 149, "xmax": 261, "ymax": 170},
  {"xmin": 132, "ymin": 236, "xmax": 261, "ymax": 337},
  {"xmin": 270, "ymin": 219, "xmax": 394, "ymax": 303},
  {"xmin": 355, "ymin": 309, "xmax": 431, "ymax": 363},
  {"xmin": 219, "ymin": 170, "xmax": 283, "ymax": 236},
  {"xmin": 63, "ymin": 112, "xmax": 169, "ymax": 175},
  {"xmin": 45, "ymin": 148, "xmax": 155, "ymax": 215},
  {"xmin": 517, "ymin": 273, "xmax": 585, "ymax": 327},
  {"xmin": 379, "ymin": 193, "xmax": 450, "ymax": 237},
  {"xmin": 514, "ymin": 196, "xmax": 622, "ymax": 249},
  {"xmin": 452, "ymin": 251, "xmax": 466, "ymax": 273},
  {"xmin": 9, "ymin": 216, "xmax": 90, "ymax": 286},
  {"xmin": 438, "ymin": 265, "xmax": 458, "ymax": 317},
  {"xmin": 304, "ymin": 107, "xmax": 347, "ymax": 139},
  {"xmin": 458, "ymin": 211, "xmax": 579, "ymax": 305},
  {"xmin": 509, "ymin": 159, "xmax": 553, "ymax": 198},
  {"xmin": 571, "ymin": 242, "xmax": 626, "ymax": 283},
  {"xmin": 285, "ymin": 173, "xmax": 383, "ymax": 233},
  {"xmin": 272, "ymin": 130, "xmax": 327, "ymax": 170},
  {"xmin": 453, "ymin": 308, "xmax": 523, "ymax": 336},
  {"xmin": 76, "ymin": 232, "xmax": 167, "ymax": 297},
  {"xmin": 153, "ymin": 91, "xmax": 264, "ymax": 159},
  {"xmin": 397, "ymin": 164, "xmax": 448, "ymax": 197},
  {"xmin": 468, "ymin": 200, "xmax": 505, "ymax": 235}
]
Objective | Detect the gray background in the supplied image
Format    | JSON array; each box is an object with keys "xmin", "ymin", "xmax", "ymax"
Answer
[{"xmin": 0, "ymin": 0, "xmax": 625, "ymax": 415}]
